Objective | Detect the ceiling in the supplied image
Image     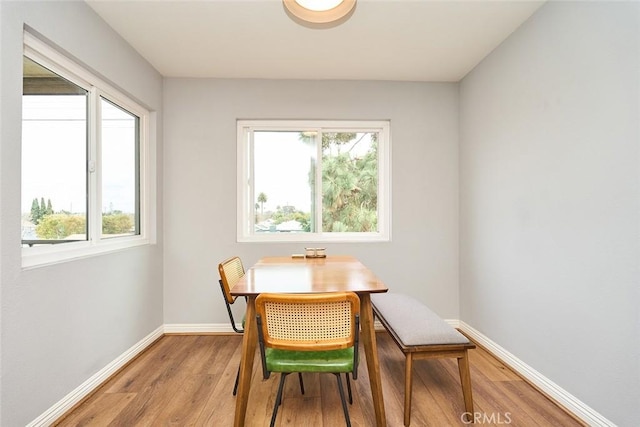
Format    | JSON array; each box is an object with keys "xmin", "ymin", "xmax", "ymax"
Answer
[{"xmin": 86, "ymin": 0, "xmax": 545, "ymax": 82}]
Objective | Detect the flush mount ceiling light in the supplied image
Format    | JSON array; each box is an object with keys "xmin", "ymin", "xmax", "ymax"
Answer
[{"xmin": 283, "ymin": 0, "xmax": 356, "ymax": 27}]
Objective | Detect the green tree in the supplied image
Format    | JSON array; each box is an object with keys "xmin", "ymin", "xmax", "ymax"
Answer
[
  {"xmin": 270, "ymin": 205, "xmax": 311, "ymax": 232},
  {"xmin": 257, "ymin": 192, "xmax": 268, "ymax": 216},
  {"xmin": 299, "ymin": 131, "xmax": 357, "ymax": 151},
  {"xmin": 300, "ymin": 132, "xmax": 378, "ymax": 232},
  {"xmin": 30, "ymin": 198, "xmax": 41, "ymax": 224},
  {"xmin": 36, "ymin": 214, "xmax": 86, "ymax": 239},
  {"xmin": 102, "ymin": 213, "xmax": 134, "ymax": 235},
  {"xmin": 293, "ymin": 211, "xmax": 311, "ymax": 232},
  {"xmin": 30, "ymin": 197, "xmax": 55, "ymax": 224}
]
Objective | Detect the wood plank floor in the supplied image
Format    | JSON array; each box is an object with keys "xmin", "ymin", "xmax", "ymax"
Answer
[{"xmin": 55, "ymin": 332, "xmax": 585, "ymax": 427}]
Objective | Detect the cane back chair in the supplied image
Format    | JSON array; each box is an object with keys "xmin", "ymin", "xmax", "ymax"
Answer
[
  {"xmin": 256, "ymin": 292, "xmax": 360, "ymax": 427},
  {"xmin": 218, "ymin": 256, "xmax": 303, "ymax": 396},
  {"xmin": 218, "ymin": 256, "xmax": 247, "ymax": 395}
]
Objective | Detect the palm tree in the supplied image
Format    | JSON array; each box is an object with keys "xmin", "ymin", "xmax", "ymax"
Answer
[
  {"xmin": 298, "ymin": 131, "xmax": 378, "ymax": 232},
  {"xmin": 257, "ymin": 192, "xmax": 268, "ymax": 217},
  {"xmin": 322, "ymin": 137, "xmax": 378, "ymax": 232}
]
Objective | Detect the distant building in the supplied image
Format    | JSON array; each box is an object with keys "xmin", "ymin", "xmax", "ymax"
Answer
[
  {"xmin": 255, "ymin": 218, "xmax": 303, "ymax": 233},
  {"xmin": 276, "ymin": 220, "xmax": 303, "ymax": 232}
]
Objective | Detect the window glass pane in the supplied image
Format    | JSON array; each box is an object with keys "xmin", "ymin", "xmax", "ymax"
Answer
[
  {"xmin": 101, "ymin": 98, "xmax": 140, "ymax": 238},
  {"xmin": 22, "ymin": 56, "xmax": 88, "ymax": 245},
  {"xmin": 322, "ymin": 132, "xmax": 378, "ymax": 232},
  {"xmin": 22, "ymin": 34, "xmax": 152, "ymax": 267},
  {"xmin": 253, "ymin": 131, "xmax": 315, "ymax": 233},
  {"xmin": 238, "ymin": 120, "xmax": 389, "ymax": 242}
]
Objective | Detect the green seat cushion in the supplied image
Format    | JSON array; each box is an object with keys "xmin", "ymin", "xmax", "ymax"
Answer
[{"xmin": 265, "ymin": 347, "xmax": 354, "ymax": 373}]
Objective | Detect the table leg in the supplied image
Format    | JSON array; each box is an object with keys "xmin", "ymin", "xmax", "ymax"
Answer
[
  {"xmin": 234, "ymin": 295, "xmax": 257, "ymax": 427},
  {"xmin": 359, "ymin": 293, "xmax": 387, "ymax": 426}
]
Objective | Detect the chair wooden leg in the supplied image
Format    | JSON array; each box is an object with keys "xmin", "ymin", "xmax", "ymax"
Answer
[
  {"xmin": 335, "ymin": 374, "xmax": 351, "ymax": 427},
  {"xmin": 404, "ymin": 353, "xmax": 413, "ymax": 426},
  {"xmin": 458, "ymin": 351, "xmax": 474, "ymax": 423}
]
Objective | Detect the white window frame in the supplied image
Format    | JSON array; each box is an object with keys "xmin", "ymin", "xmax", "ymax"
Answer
[
  {"xmin": 237, "ymin": 119, "xmax": 391, "ymax": 243},
  {"xmin": 22, "ymin": 32, "xmax": 153, "ymax": 268}
]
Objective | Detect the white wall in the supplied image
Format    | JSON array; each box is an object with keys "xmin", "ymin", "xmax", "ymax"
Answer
[
  {"xmin": 460, "ymin": 2, "xmax": 639, "ymax": 425},
  {"xmin": 4, "ymin": 1, "xmax": 636, "ymax": 425},
  {"xmin": 0, "ymin": 2, "xmax": 163, "ymax": 425},
  {"xmin": 163, "ymin": 79, "xmax": 460, "ymax": 325}
]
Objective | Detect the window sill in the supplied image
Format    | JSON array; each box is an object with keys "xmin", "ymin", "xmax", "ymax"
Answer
[{"xmin": 22, "ymin": 236, "xmax": 151, "ymax": 270}]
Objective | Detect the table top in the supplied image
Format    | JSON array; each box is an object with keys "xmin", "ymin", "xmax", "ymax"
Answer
[{"xmin": 231, "ymin": 255, "xmax": 388, "ymax": 296}]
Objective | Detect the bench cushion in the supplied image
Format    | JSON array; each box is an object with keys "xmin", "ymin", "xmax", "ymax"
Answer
[{"xmin": 371, "ymin": 293, "xmax": 470, "ymax": 346}]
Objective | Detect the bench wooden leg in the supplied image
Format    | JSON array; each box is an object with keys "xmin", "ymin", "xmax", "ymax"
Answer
[
  {"xmin": 457, "ymin": 350, "xmax": 474, "ymax": 423},
  {"xmin": 404, "ymin": 353, "xmax": 413, "ymax": 426}
]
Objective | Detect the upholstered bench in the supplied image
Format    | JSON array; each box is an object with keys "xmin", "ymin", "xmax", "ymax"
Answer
[{"xmin": 371, "ymin": 293, "xmax": 475, "ymax": 426}]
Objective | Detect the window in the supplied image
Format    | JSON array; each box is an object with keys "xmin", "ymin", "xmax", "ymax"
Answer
[
  {"xmin": 22, "ymin": 32, "xmax": 151, "ymax": 267},
  {"xmin": 237, "ymin": 120, "xmax": 390, "ymax": 242}
]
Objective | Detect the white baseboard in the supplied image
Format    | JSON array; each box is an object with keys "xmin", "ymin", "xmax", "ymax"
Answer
[
  {"xmin": 163, "ymin": 323, "xmax": 241, "ymax": 334},
  {"xmin": 458, "ymin": 321, "xmax": 614, "ymax": 427},
  {"xmin": 445, "ymin": 318, "xmax": 460, "ymax": 328},
  {"xmin": 30, "ymin": 321, "xmax": 613, "ymax": 427},
  {"xmin": 27, "ymin": 325, "xmax": 164, "ymax": 427}
]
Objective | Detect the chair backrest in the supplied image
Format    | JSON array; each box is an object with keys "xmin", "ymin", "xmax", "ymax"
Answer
[
  {"xmin": 255, "ymin": 292, "xmax": 360, "ymax": 352},
  {"xmin": 218, "ymin": 256, "xmax": 245, "ymax": 305}
]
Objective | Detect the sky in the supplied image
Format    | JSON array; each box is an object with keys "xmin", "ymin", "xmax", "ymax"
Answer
[
  {"xmin": 21, "ymin": 95, "xmax": 136, "ymax": 216},
  {"xmin": 252, "ymin": 130, "xmax": 376, "ymax": 215},
  {"xmin": 254, "ymin": 131, "xmax": 315, "ymax": 213}
]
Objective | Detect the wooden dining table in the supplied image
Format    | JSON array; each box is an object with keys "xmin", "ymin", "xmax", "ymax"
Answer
[{"xmin": 231, "ymin": 255, "xmax": 389, "ymax": 426}]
